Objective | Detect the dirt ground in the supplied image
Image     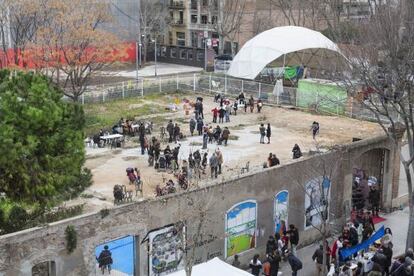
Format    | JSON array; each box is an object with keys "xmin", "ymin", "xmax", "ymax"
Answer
[{"xmin": 76, "ymin": 93, "xmax": 383, "ymax": 212}]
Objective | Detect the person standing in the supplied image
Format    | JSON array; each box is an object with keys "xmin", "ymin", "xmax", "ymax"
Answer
[
  {"xmin": 173, "ymin": 123, "xmax": 180, "ymax": 143},
  {"xmin": 249, "ymin": 254, "xmax": 262, "ymax": 276},
  {"xmin": 266, "ymin": 123, "xmax": 271, "ymax": 144},
  {"xmin": 233, "ymin": 101, "xmax": 238, "ymax": 115},
  {"xmin": 209, "ymin": 152, "xmax": 218, "ymax": 178},
  {"xmin": 249, "ymin": 96, "xmax": 255, "ymax": 113},
  {"xmin": 257, "ymin": 99, "xmax": 263, "ymax": 113},
  {"xmin": 196, "ymin": 118, "xmax": 203, "ymax": 136},
  {"xmin": 312, "ymin": 244, "xmax": 324, "ymax": 276},
  {"xmin": 287, "ymin": 250, "xmax": 303, "ymax": 276},
  {"xmin": 225, "ymin": 104, "xmax": 231, "ymax": 122},
  {"xmin": 167, "ymin": 120, "xmax": 174, "ymax": 142},
  {"xmin": 221, "ymin": 127, "xmax": 230, "ymax": 146},
  {"xmin": 189, "ymin": 117, "xmax": 196, "ymax": 136},
  {"xmin": 270, "ymin": 250, "xmax": 282, "ymax": 276},
  {"xmin": 202, "ymin": 130, "xmax": 208, "ymax": 150},
  {"xmin": 263, "ymin": 257, "xmax": 271, "ymax": 276},
  {"xmin": 259, "ymin": 124, "xmax": 266, "ymax": 144},
  {"xmin": 288, "ymin": 224, "xmax": 299, "ymax": 256},
  {"xmin": 216, "ymin": 148, "xmax": 223, "ymax": 174},
  {"xmin": 211, "ymin": 107, "xmax": 218, "ymax": 123},
  {"xmin": 219, "ymin": 105, "xmax": 226, "ymax": 123}
]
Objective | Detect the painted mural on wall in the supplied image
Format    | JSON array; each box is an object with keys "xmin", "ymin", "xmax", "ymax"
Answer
[
  {"xmin": 225, "ymin": 200, "xmax": 257, "ymax": 258},
  {"xmin": 304, "ymin": 177, "xmax": 331, "ymax": 228},
  {"xmin": 148, "ymin": 224, "xmax": 185, "ymax": 276},
  {"xmin": 274, "ymin": 191, "xmax": 289, "ymax": 235}
]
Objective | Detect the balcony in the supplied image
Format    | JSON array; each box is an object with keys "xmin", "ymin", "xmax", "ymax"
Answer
[
  {"xmin": 171, "ymin": 20, "xmax": 186, "ymax": 27},
  {"xmin": 168, "ymin": 1, "xmax": 185, "ymax": 9},
  {"xmin": 189, "ymin": 23, "xmax": 215, "ymax": 31}
]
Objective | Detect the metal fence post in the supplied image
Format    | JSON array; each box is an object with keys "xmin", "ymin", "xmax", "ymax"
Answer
[
  {"xmin": 209, "ymin": 73, "xmax": 212, "ymax": 92},
  {"xmin": 276, "ymin": 90, "xmax": 279, "ymax": 105},
  {"xmin": 337, "ymin": 95, "xmax": 340, "ymax": 115},
  {"xmin": 103, "ymin": 90, "xmax": 105, "ymax": 102},
  {"xmin": 224, "ymin": 74, "xmax": 227, "ymax": 94},
  {"xmin": 295, "ymin": 88, "xmax": 299, "ymax": 107},
  {"xmin": 258, "ymin": 83, "xmax": 261, "ymax": 99},
  {"xmin": 159, "ymin": 78, "xmax": 162, "ymax": 93},
  {"xmin": 193, "ymin": 73, "xmax": 196, "ymax": 92},
  {"xmin": 176, "ymin": 74, "xmax": 179, "ymax": 91},
  {"xmin": 122, "ymin": 82, "xmax": 125, "ymax": 99},
  {"xmin": 82, "ymin": 93, "xmax": 85, "ymax": 105},
  {"xmin": 241, "ymin": 80, "xmax": 244, "ymax": 93},
  {"xmin": 141, "ymin": 79, "xmax": 144, "ymax": 97}
]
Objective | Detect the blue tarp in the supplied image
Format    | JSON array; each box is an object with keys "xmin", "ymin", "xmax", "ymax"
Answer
[{"xmin": 340, "ymin": 226, "xmax": 385, "ymax": 260}]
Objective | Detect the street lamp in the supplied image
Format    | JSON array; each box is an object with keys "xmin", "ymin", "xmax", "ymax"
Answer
[{"xmin": 152, "ymin": 38, "xmax": 157, "ymax": 77}]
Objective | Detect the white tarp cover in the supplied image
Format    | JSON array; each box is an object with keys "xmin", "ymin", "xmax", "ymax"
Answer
[
  {"xmin": 227, "ymin": 26, "xmax": 343, "ymax": 80},
  {"xmin": 168, "ymin": 257, "xmax": 253, "ymax": 276}
]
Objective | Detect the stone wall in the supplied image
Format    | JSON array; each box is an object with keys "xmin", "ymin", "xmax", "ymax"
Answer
[{"xmin": 0, "ymin": 135, "xmax": 401, "ymax": 276}]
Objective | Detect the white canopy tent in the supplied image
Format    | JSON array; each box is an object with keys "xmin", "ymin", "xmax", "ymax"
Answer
[
  {"xmin": 168, "ymin": 257, "xmax": 253, "ymax": 276},
  {"xmin": 227, "ymin": 26, "xmax": 345, "ymax": 80}
]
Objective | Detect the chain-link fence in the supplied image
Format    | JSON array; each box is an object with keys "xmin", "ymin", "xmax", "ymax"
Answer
[{"xmin": 77, "ymin": 73, "xmax": 398, "ymax": 123}]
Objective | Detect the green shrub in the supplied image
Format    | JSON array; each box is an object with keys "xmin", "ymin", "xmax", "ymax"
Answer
[
  {"xmin": 7, "ymin": 206, "xmax": 28, "ymax": 233},
  {"xmin": 65, "ymin": 225, "xmax": 77, "ymax": 254}
]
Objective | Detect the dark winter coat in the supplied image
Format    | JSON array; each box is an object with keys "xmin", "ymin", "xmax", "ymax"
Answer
[{"xmin": 288, "ymin": 254, "xmax": 302, "ymax": 272}]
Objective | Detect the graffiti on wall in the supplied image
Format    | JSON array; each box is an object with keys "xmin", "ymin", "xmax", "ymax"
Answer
[
  {"xmin": 304, "ymin": 177, "xmax": 331, "ymax": 228},
  {"xmin": 274, "ymin": 191, "xmax": 289, "ymax": 235},
  {"xmin": 148, "ymin": 224, "xmax": 185, "ymax": 276},
  {"xmin": 225, "ymin": 200, "xmax": 257, "ymax": 258}
]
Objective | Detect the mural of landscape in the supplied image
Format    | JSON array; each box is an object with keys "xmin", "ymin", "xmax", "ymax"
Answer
[
  {"xmin": 274, "ymin": 191, "xmax": 289, "ymax": 235},
  {"xmin": 225, "ymin": 200, "xmax": 257, "ymax": 258},
  {"xmin": 305, "ymin": 177, "xmax": 331, "ymax": 228}
]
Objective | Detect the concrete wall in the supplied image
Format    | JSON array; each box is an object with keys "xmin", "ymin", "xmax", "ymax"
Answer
[{"xmin": 0, "ymin": 135, "xmax": 401, "ymax": 276}]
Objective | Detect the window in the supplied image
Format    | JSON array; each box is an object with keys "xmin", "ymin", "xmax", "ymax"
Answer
[
  {"xmin": 179, "ymin": 49, "xmax": 187, "ymax": 60},
  {"xmin": 191, "ymin": 14, "xmax": 198, "ymax": 23},
  {"xmin": 176, "ymin": 32, "xmax": 186, "ymax": 46},
  {"xmin": 169, "ymin": 32, "xmax": 173, "ymax": 45},
  {"xmin": 202, "ymin": 0, "xmax": 208, "ymax": 7},
  {"xmin": 191, "ymin": 0, "xmax": 197, "ymax": 9},
  {"xmin": 170, "ymin": 11, "xmax": 174, "ymax": 20},
  {"xmin": 225, "ymin": 200, "xmax": 257, "ymax": 258},
  {"xmin": 32, "ymin": 261, "xmax": 56, "ymax": 276},
  {"xmin": 196, "ymin": 52, "xmax": 204, "ymax": 61},
  {"xmin": 188, "ymin": 51, "xmax": 193, "ymax": 60},
  {"xmin": 211, "ymin": 15, "xmax": 217, "ymax": 24},
  {"xmin": 161, "ymin": 47, "xmax": 167, "ymax": 57},
  {"xmin": 170, "ymin": 48, "xmax": 177, "ymax": 58},
  {"xmin": 201, "ymin": 15, "xmax": 208, "ymax": 24},
  {"xmin": 191, "ymin": 32, "xmax": 198, "ymax": 48}
]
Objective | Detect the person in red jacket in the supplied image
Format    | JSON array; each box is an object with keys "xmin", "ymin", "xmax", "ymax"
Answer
[{"xmin": 211, "ymin": 107, "xmax": 218, "ymax": 123}]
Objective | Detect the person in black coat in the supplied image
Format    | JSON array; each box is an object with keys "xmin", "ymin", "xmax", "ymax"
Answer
[
  {"xmin": 97, "ymin": 245, "xmax": 112, "ymax": 274},
  {"xmin": 269, "ymin": 250, "xmax": 281, "ymax": 276},
  {"xmin": 287, "ymin": 251, "xmax": 302, "ymax": 276},
  {"xmin": 266, "ymin": 236, "xmax": 277, "ymax": 256},
  {"xmin": 266, "ymin": 123, "xmax": 271, "ymax": 144}
]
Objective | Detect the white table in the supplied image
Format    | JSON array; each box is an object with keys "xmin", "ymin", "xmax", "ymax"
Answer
[{"xmin": 100, "ymin": 134, "xmax": 124, "ymax": 147}]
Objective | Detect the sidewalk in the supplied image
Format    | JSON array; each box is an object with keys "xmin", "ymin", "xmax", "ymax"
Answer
[
  {"xmin": 275, "ymin": 208, "xmax": 409, "ymax": 275},
  {"xmin": 98, "ymin": 62, "xmax": 203, "ymax": 79}
]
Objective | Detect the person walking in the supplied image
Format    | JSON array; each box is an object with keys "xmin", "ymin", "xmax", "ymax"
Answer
[
  {"xmin": 312, "ymin": 244, "xmax": 324, "ymax": 276},
  {"xmin": 97, "ymin": 245, "xmax": 113, "ymax": 275},
  {"xmin": 189, "ymin": 117, "xmax": 196, "ymax": 136},
  {"xmin": 311, "ymin": 121, "xmax": 320, "ymax": 139},
  {"xmin": 202, "ymin": 130, "xmax": 208, "ymax": 150},
  {"xmin": 259, "ymin": 124, "xmax": 266, "ymax": 144},
  {"xmin": 209, "ymin": 152, "xmax": 218, "ymax": 178},
  {"xmin": 167, "ymin": 120, "xmax": 174, "ymax": 142},
  {"xmin": 266, "ymin": 123, "xmax": 271, "ymax": 144},
  {"xmin": 216, "ymin": 148, "xmax": 223, "ymax": 174},
  {"xmin": 173, "ymin": 123, "xmax": 180, "ymax": 143},
  {"xmin": 249, "ymin": 254, "xmax": 262, "ymax": 276},
  {"xmin": 263, "ymin": 257, "xmax": 271, "ymax": 276},
  {"xmin": 218, "ymin": 105, "xmax": 226, "ymax": 123},
  {"xmin": 269, "ymin": 250, "xmax": 282, "ymax": 276},
  {"xmin": 232, "ymin": 254, "xmax": 241, "ymax": 268},
  {"xmin": 287, "ymin": 250, "xmax": 303, "ymax": 276}
]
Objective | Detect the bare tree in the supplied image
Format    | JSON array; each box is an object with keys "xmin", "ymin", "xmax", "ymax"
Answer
[
  {"xmin": 212, "ymin": 0, "xmax": 246, "ymax": 55},
  {"xmin": 139, "ymin": 0, "xmax": 169, "ymax": 65},
  {"xmin": 33, "ymin": 0, "xmax": 125, "ymax": 101},
  {"xmin": 287, "ymin": 149, "xmax": 343, "ymax": 275},
  {"xmin": 0, "ymin": 0, "xmax": 47, "ymax": 67},
  {"xmin": 336, "ymin": 1, "xmax": 414, "ymax": 250}
]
